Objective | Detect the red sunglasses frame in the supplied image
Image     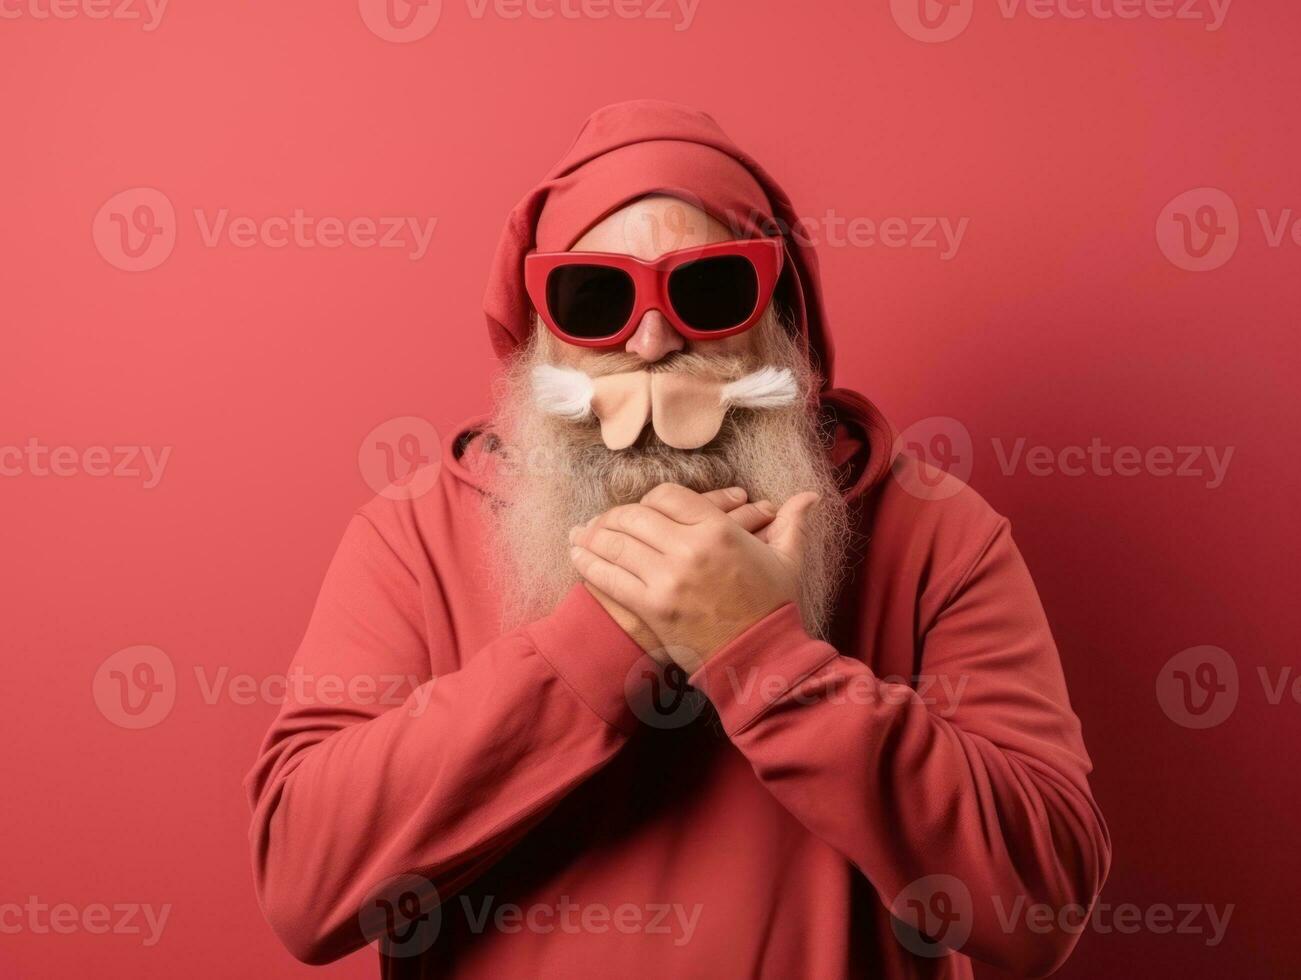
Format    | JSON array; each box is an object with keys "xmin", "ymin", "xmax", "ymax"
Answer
[{"xmin": 524, "ymin": 237, "xmax": 785, "ymax": 348}]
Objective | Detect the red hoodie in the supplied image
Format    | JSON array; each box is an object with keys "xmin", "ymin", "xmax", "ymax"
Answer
[
  {"xmin": 244, "ymin": 386, "xmax": 1110, "ymax": 978},
  {"xmin": 248, "ymin": 99, "xmax": 1109, "ymax": 977}
]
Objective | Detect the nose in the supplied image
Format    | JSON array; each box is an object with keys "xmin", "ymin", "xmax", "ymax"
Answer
[{"xmin": 624, "ymin": 309, "xmax": 685, "ymax": 363}]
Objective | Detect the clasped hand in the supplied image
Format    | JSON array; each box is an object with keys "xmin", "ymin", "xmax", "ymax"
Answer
[{"xmin": 568, "ymin": 483, "xmax": 819, "ymax": 674}]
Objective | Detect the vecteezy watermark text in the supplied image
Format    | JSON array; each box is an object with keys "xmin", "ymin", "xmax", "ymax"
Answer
[
  {"xmin": 358, "ymin": 0, "xmax": 701, "ymax": 42},
  {"xmin": 193, "ymin": 665, "xmax": 435, "ymax": 716},
  {"xmin": 460, "ymin": 896, "xmax": 702, "ymax": 946},
  {"xmin": 1, "ymin": 439, "xmax": 171, "ymax": 489},
  {"xmin": 0, "ymin": 897, "xmax": 171, "ymax": 947},
  {"xmin": 992, "ymin": 437, "xmax": 1233, "ymax": 489},
  {"xmin": 891, "ymin": 417, "xmax": 1236, "ymax": 501},
  {"xmin": 359, "ymin": 873, "xmax": 703, "ymax": 958},
  {"xmin": 193, "ymin": 209, "xmax": 437, "ymax": 259},
  {"xmin": 993, "ymin": 895, "xmax": 1233, "ymax": 947},
  {"xmin": 93, "ymin": 644, "xmax": 438, "ymax": 730},
  {"xmin": 717, "ymin": 208, "xmax": 970, "ymax": 260},
  {"xmin": 94, "ymin": 188, "xmax": 438, "ymax": 271},
  {"xmin": 892, "ymin": 0, "xmax": 1231, "ymax": 44},
  {"xmin": 0, "ymin": 0, "xmax": 169, "ymax": 30}
]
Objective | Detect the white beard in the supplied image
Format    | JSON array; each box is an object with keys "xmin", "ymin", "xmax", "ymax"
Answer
[{"xmin": 478, "ymin": 309, "xmax": 852, "ymax": 640}]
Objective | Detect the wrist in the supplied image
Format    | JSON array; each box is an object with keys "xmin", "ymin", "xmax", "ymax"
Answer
[
  {"xmin": 583, "ymin": 583, "xmax": 661, "ymax": 653},
  {"xmin": 691, "ymin": 598, "xmax": 797, "ymax": 669}
]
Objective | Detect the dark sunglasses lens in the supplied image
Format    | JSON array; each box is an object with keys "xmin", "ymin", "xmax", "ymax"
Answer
[
  {"xmin": 667, "ymin": 255, "xmax": 760, "ymax": 332},
  {"xmin": 546, "ymin": 265, "xmax": 636, "ymax": 340}
]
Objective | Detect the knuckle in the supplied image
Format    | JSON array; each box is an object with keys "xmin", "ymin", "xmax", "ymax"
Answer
[
  {"xmin": 651, "ymin": 591, "xmax": 682, "ymax": 623},
  {"xmin": 666, "ymin": 570, "xmax": 693, "ymax": 601},
  {"xmin": 642, "ymin": 483, "xmax": 672, "ymax": 505},
  {"xmin": 699, "ymin": 519, "xmax": 732, "ymax": 549},
  {"xmin": 685, "ymin": 551, "xmax": 711, "ymax": 580},
  {"xmin": 625, "ymin": 504, "xmax": 654, "ymax": 534},
  {"xmin": 723, "ymin": 502, "xmax": 751, "ymax": 522}
]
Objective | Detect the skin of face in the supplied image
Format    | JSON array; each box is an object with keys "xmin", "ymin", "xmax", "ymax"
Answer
[{"xmin": 545, "ymin": 194, "xmax": 763, "ymax": 369}]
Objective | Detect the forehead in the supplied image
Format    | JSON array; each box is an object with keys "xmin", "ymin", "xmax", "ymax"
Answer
[{"xmin": 571, "ymin": 194, "xmax": 737, "ymax": 260}]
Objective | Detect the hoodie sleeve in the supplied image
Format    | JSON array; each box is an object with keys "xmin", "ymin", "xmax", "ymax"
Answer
[
  {"xmin": 244, "ymin": 510, "xmax": 648, "ymax": 965},
  {"xmin": 687, "ymin": 516, "xmax": 1111, "ymax": 978}
]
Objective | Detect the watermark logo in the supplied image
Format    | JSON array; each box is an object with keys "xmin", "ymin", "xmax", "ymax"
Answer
[
  {"xmin": 359, "ymin": 0, "xmax": 443, "ymax": 41},
  {"xmin": 884, "ymin": 420, "xmax": 1236, "ymax": 494},
  {"xmin": 93, "ymin": 188, "xmax": 176, "ymax": 272},
  {"xmin": 93, "ymin": 646, "xmax": 176, "ymax": 730},
  {"xmin": 1156, "ymin": 645, "xmax": 1238, "ymax": 729},
  {"xmin": 95, "ymin": 191, "xmax": 437, "ymax": 269},
  {"xmin": 1159, "ymin": 188, "xmax": 1301, "ymax": 271},
  {"xmin": 891, "ymin": 0, "xmax": 973, "ymax": 43},
  {"xmin": 1157, "ymin": 187, "xmax": 1240, "ymax": 272},
  {"xmin": 890, "ymin": 874, "xmax": 973, "ymax": 957},
  {"xmin": 94, "ymin": 658, "xmax": 434, "ymax": 729},
  {"xmin": 359, "ymin": 416, "xmax": 443, "ymax": 500},
  {"xmin": 892, "ymin": 416, "xmax": 975, "ymax": 501},
  {"xmin": 619, "ymin": 193, "xmax": 706, "ymax": 255},
  {"xmin": 359, "ymin": 874, "xmax": 442, "ymax": 957},
  {"xmin": 192, "ymin": 666, "xmax": 434, "ymax": 717},
  {"xmin": 625, "ymin": 655, "xmax": 708, "ymax": 729}
]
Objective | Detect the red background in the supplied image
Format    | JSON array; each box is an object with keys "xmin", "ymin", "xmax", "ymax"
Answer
[{"xmin": 2, "ymin": 1, "xmax": 1298, "ymax": 977}]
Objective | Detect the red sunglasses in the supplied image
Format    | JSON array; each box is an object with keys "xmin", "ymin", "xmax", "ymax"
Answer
[{"xmin": 524, "ymin": 237, "xmax": 785, "ymax": 348}]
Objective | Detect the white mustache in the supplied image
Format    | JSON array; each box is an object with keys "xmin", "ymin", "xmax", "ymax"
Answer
[{"xmin": 531, "ymin": 364, "xmax": 799, "ymax": 420}]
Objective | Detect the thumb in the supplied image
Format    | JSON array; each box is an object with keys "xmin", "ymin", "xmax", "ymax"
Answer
[{"xmin": 763, "ymin": 491, "xmax": 820, "ymax": 565}]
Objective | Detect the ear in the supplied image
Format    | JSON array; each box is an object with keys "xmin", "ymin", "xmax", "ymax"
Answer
[
  {"xmin": 531, "ymin": 364, "xmax": 595, "ymax": 420},
  {"xmin": 719, "ymin": 367, "xmax": 798, "ymax": 410}
]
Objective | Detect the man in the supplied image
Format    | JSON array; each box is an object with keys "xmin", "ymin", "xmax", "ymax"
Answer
[{"xmin": 246, "ymin": 100, "xmax": 1109, "ymax": 978}]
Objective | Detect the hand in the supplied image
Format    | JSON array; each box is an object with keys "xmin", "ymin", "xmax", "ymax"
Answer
[
  {"xmin": 569, "ymin": 483, "xmax": 819, "ymax": 673},
  {"xmin": 580, "ymin": 486, "xmax": 778, "ymax": 662},
  {"xmin": 583, "ymin": 583, "xmax": 663, "ymax": 657}
]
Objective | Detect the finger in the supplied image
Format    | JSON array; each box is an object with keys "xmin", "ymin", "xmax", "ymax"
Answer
[
  {"xmin": 755, "ymin": 492, "xmax": 817, "ymax": 544},
  {"xmin": 763, "ymin": 492, "xmax": 820, "ymax": 565},
  {"xmin": 587, "ymin": 488, "xmax": 746, "ymax": 537},
  {"xmin": 700, "ymin": 486, "xmax": 749, "ymax": 513},
  {"xmin": 725, "ymin": 500, "xmax": 778, "ymax": 534},
  {"xmin": 640, "ymin": 482, "xmax": 725, "ymax": 525},
  {"xmin": 570, "ymin": 545, "xmax": 646, "ymax": 611},
  {"xmin": 569, "ymin": 525, "xmax": 663, "ymax": 583},
  {"xmin": 588, "ymin": 503, "xmax": 684, "ymax": 552}
]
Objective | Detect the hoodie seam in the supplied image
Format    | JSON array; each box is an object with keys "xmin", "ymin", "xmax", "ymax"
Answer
[
  {"xmin": 524, "ymin": 624, "xmax": 629, "ymax": 736},
  {"xmin": 929, "ymin": 516, "xmax": 1010, "ymax": 619}
]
